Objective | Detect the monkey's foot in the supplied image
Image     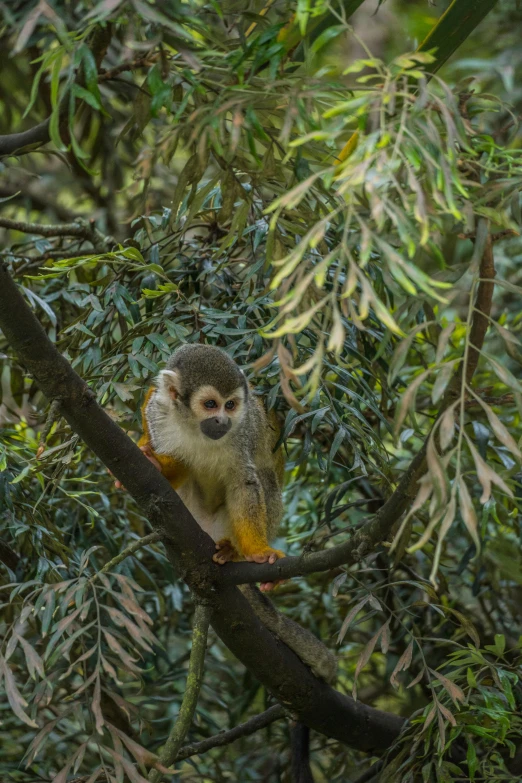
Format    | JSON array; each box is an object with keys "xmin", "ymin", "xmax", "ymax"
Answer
[
  {"xmin": 244, "ymin": 546, "xmax": 285, "ymax": 565},
  {"xmin": 243, "ymin": 547, "xmax": 285, "ymax": 593},
  {"xmin": 213, "ymin": 539, "xmax": 239, "ymax": 565}
]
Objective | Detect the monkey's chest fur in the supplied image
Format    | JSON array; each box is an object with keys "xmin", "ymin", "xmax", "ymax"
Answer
[{"xmin": 149, "ymin": 410, "xmax": 239, "ymax": 542}]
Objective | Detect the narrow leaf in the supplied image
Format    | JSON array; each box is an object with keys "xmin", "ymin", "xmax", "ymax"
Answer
[
  {"xmin": 390, "ymin": 640, "xmax": 414, "ymax": 688},
  {"xmin": 458, "ymin": 478, "xmax": 480, "ymax": 554},
  {"xmin": 337, "ymin": 597, "xmax": 369, "ymax": 644}
]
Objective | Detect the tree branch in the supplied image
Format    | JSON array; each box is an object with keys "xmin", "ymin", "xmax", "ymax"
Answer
[
  {"xmin": 465, "ymin": 232, "xmax": 495, "ymax": 385},
  {"xmin": 69, "ymin": 706, "xmax": 287, "ymax": 782},
  {"xmin": 0, "ymin": 118, "xmax": 52, "ymax": 158},
  {"xmin": 218, "ymin": 446, "xmax": 428, "ymax": 586},
  {"xmin": 0, "ymin": 217, "xmax": 109, "ymax": 253},
  {"xmin": 149, "ymin": 603, "xmax": 211, "ymax": 781},
  {"xmin": 174, "ymin": 704, "xmax": 285, "ymax": 761},
  {"xmin": 89, "ymin": 532, "xmax": 163, "ymax": 584},
  {"xmin": 98, "ymin": 55, "xmax": 159, "ymax": 83},
  {"xmin": 0, "ymin": 261, "xmax": 405, "ymax": 753}
]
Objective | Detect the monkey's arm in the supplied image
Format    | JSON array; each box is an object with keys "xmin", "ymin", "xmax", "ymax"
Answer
[{"xmin": 139, "ymin": 387, "xmax": 188, "ymax": 490}]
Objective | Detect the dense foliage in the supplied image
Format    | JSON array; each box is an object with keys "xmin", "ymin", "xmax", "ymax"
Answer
[{"xmin": 1, "ymin": 1, "xmax": 521, "ymax": 781}]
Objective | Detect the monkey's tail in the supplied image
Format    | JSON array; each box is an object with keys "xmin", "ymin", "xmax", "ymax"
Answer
[{"xmin": 290, "ymin": 722, "xmax": 315, "ymax": 783}]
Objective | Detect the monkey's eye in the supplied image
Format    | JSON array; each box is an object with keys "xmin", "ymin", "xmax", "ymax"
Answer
[
  {"xmin": 225, "ymin": 400, "xmax": 235, "ymax": 411},
  {"xmin": 204, "ymin": 400, "xmax": 218, "ymax": 409}
]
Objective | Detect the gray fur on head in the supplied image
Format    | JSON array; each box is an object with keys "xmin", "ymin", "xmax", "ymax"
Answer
[{"xmin": 165, "ymin": 344, "xmax": 248, "ymax": 404}]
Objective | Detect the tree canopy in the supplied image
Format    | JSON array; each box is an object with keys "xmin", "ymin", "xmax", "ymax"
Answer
[{"xmin": 0, "ymin": 1, "xmax": 521, "ymax": 781}]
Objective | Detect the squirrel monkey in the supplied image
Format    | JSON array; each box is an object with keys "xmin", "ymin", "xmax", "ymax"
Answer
[
  {"xmin": 138, "ymin": 343, "xmax": 285, "ymax": 590},
  {"xmin": 137, "ymin": 344, "xmax": 336, "ymax": 780}
]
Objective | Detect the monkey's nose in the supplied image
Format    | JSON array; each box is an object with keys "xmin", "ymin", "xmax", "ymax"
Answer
[{"xmin": 200, "ymin": 416, "xmax": 232, "ymax": 440}]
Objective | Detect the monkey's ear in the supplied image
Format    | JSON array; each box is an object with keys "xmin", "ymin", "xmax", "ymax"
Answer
[
  {"xmin": 158, "ymin": 369, "xmax": 180, "ymax": 401},
  {"xmin": 240, "ymin": 368, "xmax": 249, "ymax": 398}
]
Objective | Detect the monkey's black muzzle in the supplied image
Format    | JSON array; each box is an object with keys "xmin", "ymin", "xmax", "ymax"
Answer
[{"xmin": 200, "ymin": 417, "xmax": 232, "ymax": 440}]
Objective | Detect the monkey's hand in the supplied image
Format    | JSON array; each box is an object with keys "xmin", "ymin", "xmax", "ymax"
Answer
[
  {"xmin": 212, "ymin": 539, "xmax": 283, "ymax": 592},
  {"xmin": 135, "ymin": 437, "xmax": 188, "ymax": 490},
  {"xmin": 213, "ymin": 539, "xmax": 239, "ymax": 565},
  {"xmin": 139, "ymin": 444, "xmax": 162, "ymax": 470}
]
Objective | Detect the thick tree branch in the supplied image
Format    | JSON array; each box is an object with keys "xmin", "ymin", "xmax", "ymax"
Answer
[
  {"xmin": 175, "ymin": 704, "xmax": 285, "ymax": 761},
  {"xmin": 0, "ymin": 261, "xmax": 405, "ymax": 752}
]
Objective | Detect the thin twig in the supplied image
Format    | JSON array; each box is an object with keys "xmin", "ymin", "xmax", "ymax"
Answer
[
  {"xmin": 149, "ymin": 603, "xmax": 211, "ymax": 781},
  {"xmin": 175, "ymin": 704, "xmax": 285, "ymax": 761},
  {"xmin": 465, "ymin": 393, "xmax": 513, "ymax": 408},
  {"xmin": 98, "ymin": 55, "xmax": 158, "ymax": 82},
  {"xmin": 457, "ymin": 228, "xmax": 518, "ymax": 242},
  {"xmin": 36, "ymin": 398, "xmax": 62, "ymax": 458},
  {"xmin": 89, "ymin": 532, "xmax": 162, "ymax": 584},
  {"xmin": 0, "ymin": 217, "xmax": 109, "ymax": 253},
  {"xmin": 466, "ymin": 232, "xmax": 496, "ymax": 384}
]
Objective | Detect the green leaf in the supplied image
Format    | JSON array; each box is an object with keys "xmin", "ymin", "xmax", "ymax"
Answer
[
  {"xmin": 72, "ymin": 84, "xmax": 101, "ymax": 111},
  {"xmin": 310, "ymin": 24, "xmax": 345, "ymax": 53},
  {"xmin": 417, "ymin": 0, "xmax": 501, "ymax": 74},
  {"xmin": 79, "ymin": 44, "xmax": 103, "ymax": 107},
  {"xmin": 328, "ymin": 428, "xmax": 345, "ymax": 469},
  {"xmin": 466, "ymin": 741, "xmax": 478, "ymax": 781},
  {"xmin": 484, "ymin": 633, "xmax": 505, "ymax": 657}
]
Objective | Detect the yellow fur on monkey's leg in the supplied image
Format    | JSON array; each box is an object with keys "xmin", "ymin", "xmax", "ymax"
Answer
[
  {"xmin": 230, "ymin": 522, "xmax": 285, "ymax": 593},
  {"xmin": 232, "ymin": 519, "xmax": 284, "ymax": 564}
]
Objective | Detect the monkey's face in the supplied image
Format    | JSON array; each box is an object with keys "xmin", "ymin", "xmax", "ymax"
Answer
[
  {"xmin": 189, "ymin": 385, "xmax": 245, "ymax": 441},
  {"xmin": 158, "ymin": 369, "xmax": 245, "ymax": 442}
]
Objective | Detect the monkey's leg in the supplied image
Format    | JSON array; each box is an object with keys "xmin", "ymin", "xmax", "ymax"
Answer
[{"xmin": 226, "ymin": 477, "xmax": 285, "ymax": 565}]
